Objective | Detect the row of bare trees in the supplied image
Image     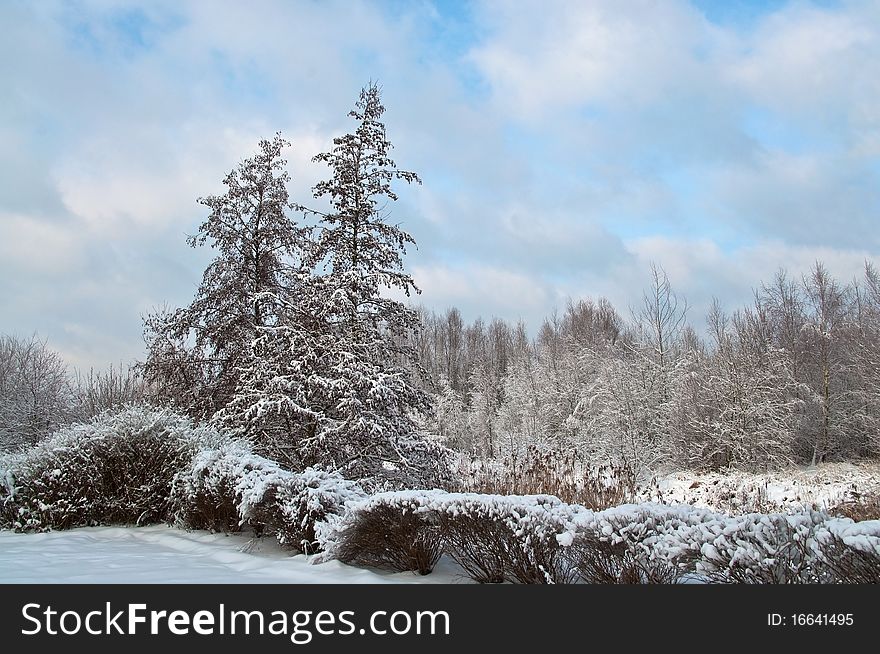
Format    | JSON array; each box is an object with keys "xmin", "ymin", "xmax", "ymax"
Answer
[
  {"xmin": 0, "ymin": 334, "xmax": 143, "ymax": 450},
  {"xmin": 413, "ymin": 262, "xmax": 880, "ymax": 475}
]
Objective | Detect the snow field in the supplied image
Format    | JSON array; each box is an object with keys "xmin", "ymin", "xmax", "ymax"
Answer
[{"xmin": 0, "ymin": 525, "xmax": 466, "ymax": 583}]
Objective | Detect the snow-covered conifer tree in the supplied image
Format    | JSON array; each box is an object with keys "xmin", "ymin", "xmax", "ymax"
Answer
[
  {"xmin": 218, "ymin": 85, "xmax": 445, "ymax": 487},
  {"xmin": 143, "ymin": 134, "xmax": 307, "ymax": 419},
  {"xmin": 302, "ymin": 83, "xmax": 438, "ymax": 486}
]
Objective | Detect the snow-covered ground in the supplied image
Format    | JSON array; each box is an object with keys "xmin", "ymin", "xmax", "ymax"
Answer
[{"xmin": 0, "ymin": 525, "xmax": 469, "ymax": 584}]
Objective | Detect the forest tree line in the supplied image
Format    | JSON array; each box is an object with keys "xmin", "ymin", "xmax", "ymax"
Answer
[{"xmin": 411, "ymin": 261, "xmax": 880, "ymax": 475}]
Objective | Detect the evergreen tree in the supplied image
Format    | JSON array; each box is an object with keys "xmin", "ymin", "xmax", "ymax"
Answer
[
  {"xmin": 304, "ymin": 83, "xmax": 438, "ymax": 486},
  {"xmin": 143, "ymin": 134, "xmax": 306, "ymax": 419},
  {"xmin": 216, "ymin": 85, "xmax": 447, "ymax": 488}
]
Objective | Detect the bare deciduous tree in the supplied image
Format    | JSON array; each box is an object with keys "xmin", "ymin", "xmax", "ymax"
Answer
[{"xmin": 0, "ymin": 334, "xmax": 71, "ymax": 449}]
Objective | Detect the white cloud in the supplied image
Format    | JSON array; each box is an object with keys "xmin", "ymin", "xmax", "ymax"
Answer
[
  {"xmin": 52, "ymin": 125, "xmax": 335, "ymax": 238},
  {"xmin": 623, "ymin": 235, "xmax": 876, "ymax": 327},
  {"xmin": 0, "ymin": 214, "xmax": 85, "ymax": 274},
  {"xmin": 705, "ymin": 148, "xmax": 880, "ymax": 248},
  {"xmin": 411, "ymin": 262, "xmax": 553, "ymax": 324},
  {"xmin": 729, "ymin": 4, "xmax": 880, "ymax": 121},
  {"xmin": 469, "ymin": 0, "xmax": 716, "ymax": 121}
]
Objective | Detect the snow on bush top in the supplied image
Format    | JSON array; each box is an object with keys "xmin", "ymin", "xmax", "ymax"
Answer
[
  {"xmin": 173, "ymin": 439, "xmax": 367, "ymax": 551},
  {"xmin": 2, "ymin": 404, "xmax": 368, "ymax": 544},
  {"xmin": 318, "ymin": 489, "xmax": 880, "ymax": 576},
  {"xmin": 0, "ymin": 404, "xmax": 227, "ymax": 530},
  {"xmin": 179, "ymin": 440, "xmax": 366, "ymax": 526}
]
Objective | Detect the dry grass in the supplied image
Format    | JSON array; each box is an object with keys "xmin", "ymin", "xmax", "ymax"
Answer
[
  {"xmin": 830, "ymin": 491, "xmax": 880, "ymax": 522},
  {"xmin": 459, "ymin": 446, "xmax": 637, "ymax": 510}
]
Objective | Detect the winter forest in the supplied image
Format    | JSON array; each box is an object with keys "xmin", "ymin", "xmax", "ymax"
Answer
[{"xmin": 2, "ymin": 82, "xmax": 880, "ymax": 584}]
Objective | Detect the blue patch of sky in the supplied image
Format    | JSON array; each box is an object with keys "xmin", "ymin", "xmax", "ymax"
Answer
[
  {"xmin": 58, "ymin": 9, "xmax": 104, "ymax": 57},
  {"xmin": 692, "ymin": 0, "xmax": 786, "ymax": 27},
  {"xmin": 419, "ymin": 0, "xmax": 484, "ymax": 58},
  {"xmin": 58, "ymin": 3, "xmax": 184, "ymax": 61},
  {"xmin": 661, "ymin": 168, "xmax": 756, "ymax": 251},
  {"xmin": 598, "ymin": 164, "xmax": 756, "ymax": 253},
  {"xmin": 209, "ymin": 50, "xmax": 277, "ymax": 108},
  {"xmin": 108, "ymin": 8, "xmax": 160, "ymax": 53},
  {"xmin": 500, "ymin": 123, "xmax": 599, "ymax": 193},
  {"xmin": 692, "ymin": 0, "xmax": 843, "ymax": 27},
  {"xmin": 378, "ymin": 0, "xmax": 490, "ymax": 100},
  {"xmin": 347, "ymin": 46, "xmax": 382, "ymax": 80},
  {"xmin": 741, "ymin": 105, "xmax": 842, "ymax": 156}
]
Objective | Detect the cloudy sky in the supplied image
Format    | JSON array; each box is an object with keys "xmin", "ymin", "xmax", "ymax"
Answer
[{"xmin": 2, "ymin": 0, "xmax": 880, "ymax": 370}]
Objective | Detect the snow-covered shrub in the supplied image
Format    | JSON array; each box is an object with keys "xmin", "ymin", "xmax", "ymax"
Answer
[
  {"xmin": 331, "ymin": 495, "xmax": 442, "ymax": 575},
  {"xmin": 685, "ymin": 512, "xmax": 880, "ymax": 584},
  {"xmin": 814, "ymin": 532, "xmax": 880, "ymax": 583},
  {"xmin": 170, "ymin": 442, "xmax": 247, "ymax": 533},
  {"xmin": 323, "ymin": 492, "xmax": 693, "ymax": 583},
  {"xmin": 434, "ymin": 493, "xmax": 573, "ymax": 583},
  {"xmin": 561, "ymin": 530, "xmax": 683, "ymax": 584},
  {"xmin": 551, "ymin": 502, "xmax": 715, "ymax": 584},
  {"xmin": 556, "ymin": 503, "xmax": 880, "ymax": 584},
  {"xmin": 323, "ymin": 491, "xmax": 576, "ymax": 583},
  {"xmin": 253, "ymin": 467, "xmax": 366, "ymax": 552},
  {"xmin": 317, "ymin": 489, "xmax": 879, "ymax": 583},
  {"xmin": 171, "ymin": 441, "xmax": 366, "ymax": 552},
  {"xmin": 0, "ymin": 405, "xmax": 219, "ymax": 531},
  {"xmin": 686, "ymin": 511, "xmax": 825, "ymax": 583}
]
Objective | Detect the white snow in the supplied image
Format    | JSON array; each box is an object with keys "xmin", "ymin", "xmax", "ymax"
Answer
[
  {"xmin": 0, "ymin": 525, "xmax": 469, "ymax": 584},
  {"xmin": 555, "ymin": 532, "xmax": 574, "ymax": 547}
]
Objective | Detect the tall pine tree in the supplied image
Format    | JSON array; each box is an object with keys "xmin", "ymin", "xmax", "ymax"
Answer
[
  {"xmin": 304, "ymin": 83, "xmax": 440, "ymax": 486},
  {"xmin": 216, "ymin": 85, "xmax": 447, "ymax": 488},
  {"xmin": 143, "ymin": 134, "xmax": 307, "ymax": 419}
]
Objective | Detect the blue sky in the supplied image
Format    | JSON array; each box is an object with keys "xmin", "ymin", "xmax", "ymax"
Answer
[{"xmin": 2, "ymin": 0, "xmax": 880, "ymax": 370}]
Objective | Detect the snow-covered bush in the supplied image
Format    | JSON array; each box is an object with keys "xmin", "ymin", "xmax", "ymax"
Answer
[
  {"xmin": 319, "ymin": 490, "xmax": 880, "ymax": 583},
  {"xmin": 561, "ymin": 530, "xmax": 683, "ymax": 584},
  {"xmin": 434, "ymin": 493, "xmax": 572, "ymax": 583},
  {"xmin": 0, "ymin": 405, "xmax": 219, "ymax": 531},
  {"xmin": 557, "ymin": 502, "xmax": 880, "ymax": 584},
  {"xmin": 330, "ymin": 495, "xmax": 442, "ymax": 575},
  {"xmin": 678, "ymin": 511, "xmax": 880, "ymax": 583},
  {"xmin": 171, "ymin": 441, "xmax": 366, "ymax": 552},
  {"xmin": 814, "ymin": 532, "xmax": 880, "ymax": 583},
  {"xmin": 685, "ymin": 511, "xmax": 827, "ymax": 583},
  {"xmin": 322, "ymin": 492, "xmax": 689, "ymax": 583},
  {"xmin": 322, "ymin": 491, "xmax": 576, "ymax": 582},
  {"xmin": 0, "ymin": 404, "xmax": 365, "ymax": 551}
]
